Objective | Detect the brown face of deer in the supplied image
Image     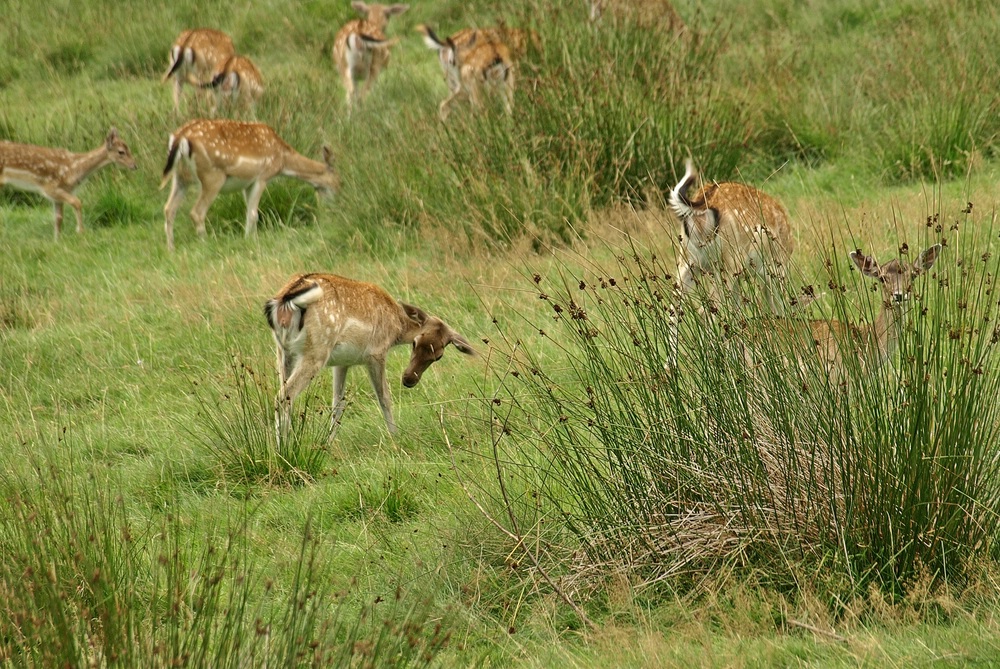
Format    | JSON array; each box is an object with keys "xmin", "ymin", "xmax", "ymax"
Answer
[
  {"xmin": 402, "ymin": 319, "xmax": 476, "ymax": 388},
  {"xmin": 851, "ymin": 244, "xmax": 941, "ymax": 306},
  {"xmin": 107, "ymin": 129, "xmax": 138, "ymax": 171}
]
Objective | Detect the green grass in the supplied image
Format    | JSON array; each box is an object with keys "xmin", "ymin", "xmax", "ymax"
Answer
[{"xmin": 4, "ymin": 0, "xmax": 1000, "ymax": 665}]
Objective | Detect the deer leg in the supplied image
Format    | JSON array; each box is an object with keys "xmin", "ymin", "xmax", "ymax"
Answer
[
  {"xmin": 666, "ymin": 260, "xmax": 696, "ymax": 370},
  {"xmin": 53, "ymin": 202, "xmax": 64, "ymax": 240},
  {"xmin": 330, "ymin": 366, "xmax": 349, "ymax": 437},
  {"xmin": 190, "ymin": 172, "xmax": 226, "ymax": 239},
  {"xmin": 365, "ymin": 357, "xmax": 396, "ymax": 435},
  {"xmin": 163, "ymin": 176, "xmax": 188, "ymax": 252},
  {"xmin": 275, "ymin": 352, "xmax": 327, "ymax": 442},
  {"xmin": 243, "ymin": 179, "xmax": 267, "ymax": 237}
]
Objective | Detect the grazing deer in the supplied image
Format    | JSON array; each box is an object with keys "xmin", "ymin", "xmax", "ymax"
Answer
[
  {"xmin": 0, "ymin": 128, "xmax": 137, "ymax": 240},
  {"xmin": 163, "ymin": 28, "xmax": 236, "ymax": 113},
  {"xmin": 201, "ymin": 54, "xmax": 265, "ymax": 113},
  {"xmin": 160, "ymin": 119, "xmax": 339, "ymax": 252},
  {"xmin": 332, "ymin": 2, "xmax": 409, "ymax": 109},
  {"xmin": 265, "ymin": 272, "xmax": 476, "ymax": 436},
  {"xmin": 773, "ymin": 244, "xmax": 942, "ymax": 381},
  {"xmin": 666, "ymin": 159, "xmax": 795, "ymax": 368},
  {"xmin": 417, "ymin": 24, "xmax": 515, "ymax": 121},
  {"xmin": 588, "ymin": 0, "xmax": 686, "ymax": 33}
]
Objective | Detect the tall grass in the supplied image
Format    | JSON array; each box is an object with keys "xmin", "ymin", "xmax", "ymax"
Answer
[{"xmin": 482, "ymin": 203, "xmax": 1000, "ymax": 598}]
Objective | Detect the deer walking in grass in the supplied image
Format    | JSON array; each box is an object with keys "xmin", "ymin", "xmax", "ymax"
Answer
[
  {"xmin": 588, "ymin": 0, "xmax": 686, "ymax": 33},
  {"xmin": 666, "ymin": 159, "xmax": 795, "ymax": 368},
  {"xmin": 773, "ymin": 244, "xmax": 942, "ymax": 381},
  {"xmin": 0, "ymin": 128, "xmax": 137, "ymax": 240},
  {"xmin": 200, "ymin": 54, "xmax": 265, "ymax": 113},
  {"xmin": 417, "ymin": 24, "xmax": 515, "ymax": 121},
  {"xmin": 163, "ymin": 28, "xmax": 236, "ymax": 113},
  {"xmin": 332, "ymin": 2, "xmax": 409, "ymax": 109},
  {"xmin": 265, "ymin": 272, "xmax": 476, "ymax": 437},
  {"xmin": 160, "ymin": 119, "xmax": 339, "ymax": 252}
]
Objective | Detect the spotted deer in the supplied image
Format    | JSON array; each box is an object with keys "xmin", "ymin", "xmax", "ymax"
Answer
[
  {"xmin": 160, "ymin": 119, "xmax": 339, "ymax": 252},
  {"xmin": 163, "ymin": 28, "xmax": 236, "ymax": 113},
  {"xmin": 332, "ymin": 2, "xmax": 409, "ymax": 108},
  {"xmin": 771, "ymin": 244, "xmax": 942, "ymax": 381},
  {"xmin": 666, "ymin": 159, "xmax": 795, "ymax": 368},
  {"xmin": 201, "ymin": 54, "xmax": 265, "ymax": 112},
  {"xmin": 588, "ymin": 0, "xmax": 686, "ymax": 33},
  {"xmin": 265, "ymin": 272, "xmax": 476, "ymax": 437},
  {"xmin": 417, "ymin": 24, "xmax": 515, "ymax": 121},
  {"xmin": 0, "ymin": 128, "xmax": 137, "ymax": 240}
]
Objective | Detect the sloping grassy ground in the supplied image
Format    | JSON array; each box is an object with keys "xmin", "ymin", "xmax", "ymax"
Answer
[{"xmin": 3, "ymin": 0, "xmax": 1000, "ymax": 665}]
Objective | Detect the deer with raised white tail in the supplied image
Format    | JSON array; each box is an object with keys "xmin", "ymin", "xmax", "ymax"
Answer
[
  {"xmin": 0, "ymin": 128, "xmax": 137, "ymax": 240},
  {"xmin": 772, "ymin": 244, "xmax": 941, "ymax": 381},
  {"xmin": 265, "ymin": 272, "xmax": 476, "ymax": 437},
  {"xmin": 332, "ymin": 2, "xmax": 409, "ymax": 109},
  {"xmin": 666, "ymin": 159, "xmax": 795, "ymax": 368},
  {"xmin": 417, "ymin": 24, "xmax": 515, "ymax": 121},
  {"xmin": 163, "ymin": 28, "xmax": 236, "ymax": 113},
  {"xmin": 201, "ymin": 54, "xmax": 265, "ymax": 113},
  {"xmin": 160, "ymin": 119, "xmax": 339, "ymax": 252}
]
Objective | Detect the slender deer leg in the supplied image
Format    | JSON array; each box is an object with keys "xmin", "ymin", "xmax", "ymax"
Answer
[
  {"xmin": 331, "ymin": 366, "xmax": 348, "ymax": 434},
  {"xmin": 190, "ymin": 171, "xmax": 226, "ymax": 238},
  {"xmin": 366, "ymin": 356, "xmax": 397, "ymax": 434},
  {"xmin": 243, "ymin": 178, "xmax": 268, "ymax": 236},
  {"xmin": 163, "ymin": 176, "xmax": 188, "ymax": 253}
]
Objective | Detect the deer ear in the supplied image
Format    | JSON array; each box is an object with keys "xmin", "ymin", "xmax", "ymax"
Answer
[
  {"xmin": 106, "ymin": 127, "xmax": 120, "ymax": 146},
  {"xmin": 449, "ymin": 332, "xmax": 477, "ymax": 356},
  {"xmin": 351, "ymin": 1, "xmax": 369, "ymax": 15},
  {"xmin": 916, "ymin": 244, "xmax": 941, "ymax": 271},
  {"xmin": 401, "ymin": 303, "xmax": 428, "ymax": 325},
  {"xmin": 322, "ymin": 146, "xmax": 334, "ymax": 167},
  {"xmin": 387, "ymin": 4, "xmax": 409, "ymax": 15},
  {"xmin": 849, "ymin": 250, "xmax": 880, "ymax": 278}
]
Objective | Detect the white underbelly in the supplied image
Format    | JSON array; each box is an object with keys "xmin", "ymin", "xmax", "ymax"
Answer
[{"xmin": 326, "ymin": 341, "xmax": 369, "ymax": 367}]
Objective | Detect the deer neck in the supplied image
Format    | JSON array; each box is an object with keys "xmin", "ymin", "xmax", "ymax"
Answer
[
  {"xmin": 65, "ymin": 145, "xmax": 113, "ymax": 189},
  {"xmin": 279, "ymin": 149, "xmax": 326, "ymax": 186},
  {"xmin": 394, "ymin": 312, "xmax": 423, "ymax": 347},
  {"xmin": 872, "ymin": 300, "xmax": 906, "ymax": 359}
]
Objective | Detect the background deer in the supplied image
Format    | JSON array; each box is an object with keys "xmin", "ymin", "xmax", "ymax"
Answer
[
  {"xmin": 588, "ymin": 0, "xmax": 686, "ymax": 33},
  {"xmin": 265, "ymin": 272, "xmax": 476, "ymax": 436},
  {"xmin": 417, "ymin": 24, "xmax": 515, "ymax": 121},
  {"xmin": 0, "ymin": 128, "xmax": 137, "ymax": 240},
  {"xmin": 160, "ymin": 119, "xmax": 339, "ymax": 252},
  {"xmin": 332, "ymin": 2, "xmax": 409, "ymax": 109},
  {"xmin": 163, "ymin": 28, "xmax": 236, "ymax": 113},
  {"xmin": 666, "ymin": 159, "xmax": 795, "ymax": 368},
  {"xmin": 201, "ymin": 54, "xmax": 265, "ymax": 113},
  {"xmin": 773, "ymin": 244, "xmax": 942, "ymax": 381}
]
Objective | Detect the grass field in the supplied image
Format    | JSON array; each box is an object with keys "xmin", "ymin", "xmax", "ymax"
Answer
[{"xmin": 4, "ymin": 0, "xmax": 1000, "ymax": 665}]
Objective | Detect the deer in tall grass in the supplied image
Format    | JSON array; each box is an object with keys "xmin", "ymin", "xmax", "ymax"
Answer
[
  {"xmin": 200, "ymin": 54, "xmax": 265, "ymax": 113},
  {"xmin": 588, "ymin": 0, "xmax": 686, "ymax": 33},
  {"xmin": 163, "ymin": 28, "xmax": 236, "ymax": 113},
  {"xmin": 416, "ymin": 24, "xmax": 515, "ymax": 121},
  {"xmin": 0, "ymin": 128, "xmax": 137, "ymax": 240},
  {"xmin": 773, "ymin": 244, "xmax": 942, "ymax": 381},
  {"xmin": 666, "ymin": 159, "xmax": 795, "ymax": 368},
  {"xmin": 332, "ymin": 2, "xmax": 409, "ymax": 109},
  {"xmin": 160, "ymin": 119, "xmax": 339, "ymax": 251},
  {"xmin": 265, "ymin": 272, "xmax": 476, "ymax": 437}
]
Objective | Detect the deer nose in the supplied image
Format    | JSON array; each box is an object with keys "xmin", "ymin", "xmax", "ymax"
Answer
[
  {"xmin": 892, "ymin": 293, "xmax": 906, "ymax": 303},
  {"xmin": 402, "ymin": 373, "xmax": 420, "ymax": 388}
]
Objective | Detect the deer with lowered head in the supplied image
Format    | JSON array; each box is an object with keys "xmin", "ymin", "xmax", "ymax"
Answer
[
  {"xmin": 332, "ymin": 2, "xmax": 409, "ymax": 109},
  {"xmin": 772, "ymin": 244, "xmax": 942, "ymax": 381},
  {"xmin": 0, "ymin": 128, "xmax": 137, "ymax": 240},
  {"xmin": 666, "ymin": 158, "xmax": 795, "ymax": 368},
  {"xmin": 160, "ymin": 119, "xmax": 340, "ymax": 251},
  {"xmin": 265, "ymin": 272, "xmax": 476, "ymax": 437},
  {"xmin": 200, "ymin": 54, "xmax": 265, "ymax": 113},
  {"xmin": 417, "ymin": 24, "xmax": 515, "ymax": 121},
  {"xmin": 163, "ymin": 28, "xmax": 236, "ymax": 113}
]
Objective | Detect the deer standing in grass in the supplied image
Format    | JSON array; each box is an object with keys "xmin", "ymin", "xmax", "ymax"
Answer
[
  {"xmin": 775, "ymin": 244, "xmax": 941, "ymax": 380},
  {"xmin": 666, "ymin": 159, "xmax": 795, "ymax": 368},
  {"xmin": 0, "ymin": 128, "xmax": 137, "ymax": 240},
  {"xmin": 163, "ymin": 28, "xmax": 236, "ymax": 113},
  {"xmin": 588, "ymin": 0, "xmax": 686, "ymax": 33},
  {"xmin": 417, "ymin": 24, "xmax": 515, "ymax": 121},
  {"xmin": 265, "ymin": 272, "xmax": 476, "ymax": 437},
  {"xmin": 201, "ymin": 54, "xmax": 265, "ymax": 113},
  {"xmin": 160, "ymin": 119, "xmax": 339, "ymax": 252},
  {"xmin": 332, "ymin": 2, "xmax": 409, "ymax": 109}
]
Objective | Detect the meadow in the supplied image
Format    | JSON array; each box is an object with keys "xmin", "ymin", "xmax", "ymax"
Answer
[{"xmin": 3, "ymin": 0, "xmax": 1000, "ymax": 665}]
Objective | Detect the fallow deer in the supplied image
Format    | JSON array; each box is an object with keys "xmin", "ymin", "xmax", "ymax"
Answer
[
  {"xmin": 417, "ymin": 24, "xmax": 515, "ymax": 121},
  {"xmin": 332, "ymin": 2, "xmax": 409, "ymax": 109},
  {"xmin": 589, "ymin": 0, "xmax": 686, "ymax": 33},
  {"xmin": 163, "ymin": 28, "xmax": 236, "ymax": 113},
  {"xmin": 0, "ymin": 128, "xmax": 137, "ymax": 240},
  {"xmin": 666, "ymin": 159, "xmax": 795, "ymax": 368},
  {"xmin": 772, "ymin": 244, "xmax": 942, "ymax": 381},
  {"xmin": 201, "ymin": 54, "xmax": 265, "ymax": 113},
  {"xmin": 265, "ymin": 272, "xmax": 476, "ymax": 436},
  {"xmin": 160, "ymin": 119, "xmax": 340, "ymax": 252}
]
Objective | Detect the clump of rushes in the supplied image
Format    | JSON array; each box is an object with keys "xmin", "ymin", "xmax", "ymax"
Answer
[
  {"xmin": 0, "ymin": 452, "xmax": 450, "ymax": 666},
  {"xmin": 484, "ymin": 202, "xmax": 1000, "ymax": 599},
  {"xmin": 192, "ymin": 353, "xmax": 329, "ymax": 488}
]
